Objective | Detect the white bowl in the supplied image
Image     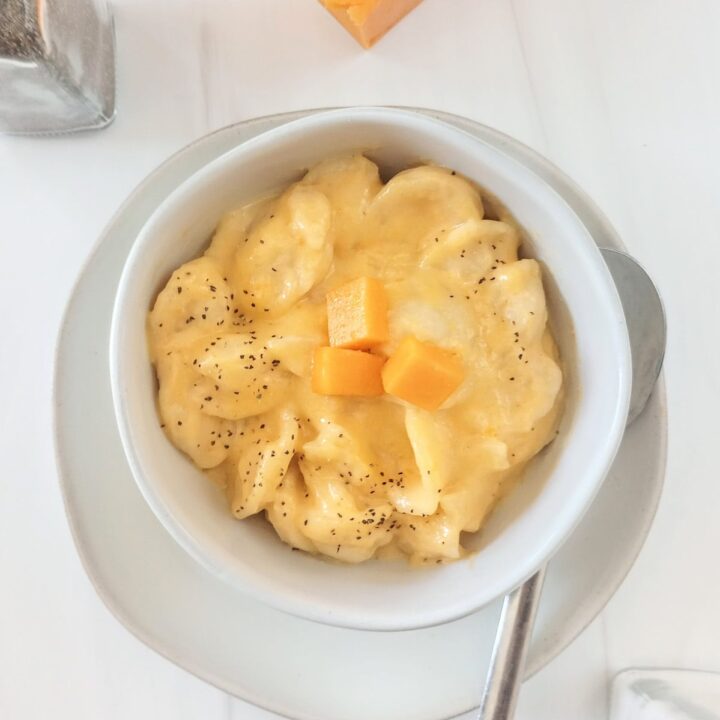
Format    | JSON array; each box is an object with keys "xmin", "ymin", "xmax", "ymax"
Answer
[{"xmin": 110, "ymin": 107, "xmax": 631, "ymax": 631}]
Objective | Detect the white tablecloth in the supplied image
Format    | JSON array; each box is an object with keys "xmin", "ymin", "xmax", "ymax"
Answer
[{"xmin": 2, "ymin": 1, "xmax": 717, "ymax": 717}]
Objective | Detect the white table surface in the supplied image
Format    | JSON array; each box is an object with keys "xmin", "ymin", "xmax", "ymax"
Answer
[{"xmin": 1, "ymin": 0, "xmax": 718, "ymax": 718}]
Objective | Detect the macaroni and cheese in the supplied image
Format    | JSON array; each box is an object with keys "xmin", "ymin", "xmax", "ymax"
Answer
[{"xmin": 147, "ymin": 155, "xmax": 563, "ymax": 564}]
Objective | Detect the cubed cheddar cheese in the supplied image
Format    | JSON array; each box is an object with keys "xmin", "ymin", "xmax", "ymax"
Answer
[
  {"xmin": 319, "ymin": 0, "xmax": 423, "ymax": 48},
  {"xmin": 312, "ymin": 346, "xmax": 385, "ymax": 397},
  {"xmin": 327, "ymin": 276, "xmax": 389, "ymax": 349},
  {"xmin": 382, "ymin": 336, "xmax": 464, "ymax": 410}
]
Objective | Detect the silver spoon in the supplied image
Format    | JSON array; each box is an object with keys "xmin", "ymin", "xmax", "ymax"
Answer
[{"xmin": 479, "ymin": 248, "xmax": 667, "ymax": 720}]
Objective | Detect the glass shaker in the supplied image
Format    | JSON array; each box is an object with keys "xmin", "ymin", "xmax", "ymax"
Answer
[
  {"xmin": 0, "ymin": 0, "xmax": 115, "ymax": 134},
  {"xmin": 611, "ymin": 668, "xmax": 720, "ymax": 719}
]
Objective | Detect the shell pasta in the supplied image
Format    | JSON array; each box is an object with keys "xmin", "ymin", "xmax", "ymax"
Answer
[{"xmin": 147, "ymin": 155, "xmax": 563, "ymax": 564}]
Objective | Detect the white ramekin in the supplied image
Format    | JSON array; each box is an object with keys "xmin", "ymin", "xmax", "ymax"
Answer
[{"xmin": 110, "ymin": 107, "xmax": 631, "ymax": 631}]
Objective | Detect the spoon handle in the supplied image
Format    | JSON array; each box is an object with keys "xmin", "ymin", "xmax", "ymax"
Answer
[{"xmin": 478, "ymin": 566, "xmax": 547, "ymax": 720}]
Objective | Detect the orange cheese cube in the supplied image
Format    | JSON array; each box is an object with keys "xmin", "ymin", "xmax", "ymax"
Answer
[
  {"xmin": 312, "ymin": 346, "xmax": 385, "ymax": 396},
  {"xmin": 327, "ymin": 276, "xmax": 389, "ymax": 349},
  {"xmin": 319, "ymin": 0, "xmax": 423, "ymax": 48},
  {"xmin": 382, "ymin": 336, "xmax": 464, "ymax": 410}
]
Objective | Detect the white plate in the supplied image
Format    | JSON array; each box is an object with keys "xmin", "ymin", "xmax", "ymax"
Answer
[{"xmin": 53, "ymin": 108, "xmax": 667, "ymax": 720}]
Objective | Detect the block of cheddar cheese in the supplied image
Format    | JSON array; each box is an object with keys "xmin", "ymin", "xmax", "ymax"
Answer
[
  {"xmin": 382, "ymin": 336, "xmax": 464, "ymax": 410},
  {"xmin": 327, "ymin": 276, "xmax": 389, "ymax": 349},
  {"xmin": 319, "ymin": 0, "xmax": 423, "ymax": 48},
  {"xmin": 312, "ymin": 346, "xmax": 386, "ymax": 397}
]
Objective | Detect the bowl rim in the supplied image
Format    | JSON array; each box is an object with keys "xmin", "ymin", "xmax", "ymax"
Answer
[{"xmin": 109, "ymin": 106, "xmax": 632, "ymax": 630}]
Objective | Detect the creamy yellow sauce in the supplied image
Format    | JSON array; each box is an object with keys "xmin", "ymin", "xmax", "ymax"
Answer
[{"xmin": 148, "ymin": 155, "xmax": 563, "ymax": 564}]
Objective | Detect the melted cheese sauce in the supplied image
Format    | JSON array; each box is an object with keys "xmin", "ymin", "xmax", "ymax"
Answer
[{"xmin": 148, "ymin": 155, "xmax": 563, "ymax": 564}]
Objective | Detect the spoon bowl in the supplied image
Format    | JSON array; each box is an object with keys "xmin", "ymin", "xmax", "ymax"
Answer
[{"xmin": 601, "ymin": 249, "xmax": 666, "ymax": 425}]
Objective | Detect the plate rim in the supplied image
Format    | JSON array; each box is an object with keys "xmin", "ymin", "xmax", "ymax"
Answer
[{"xmin": 52, "ymin": 106, "xmax": 668, "ymax": 720}]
